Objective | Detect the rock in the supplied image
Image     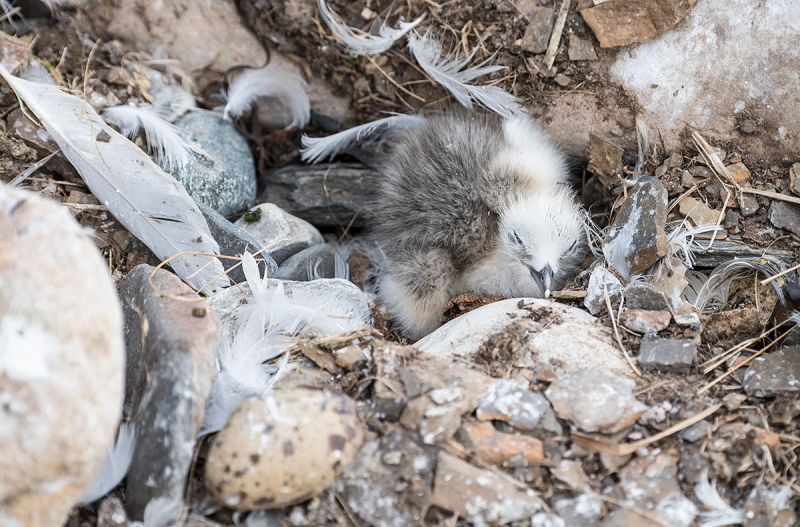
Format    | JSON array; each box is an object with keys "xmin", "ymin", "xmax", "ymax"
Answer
[
  {"xmin": 619, "ymin": 308, "xmax": 671, "ymax": 334},
  {"xmin": 673, "ymin": 312, "xmax": 701, "ymax": 327},
  {"xmin": 6, "ymin": 109, "xmax": 81, "ymax": 181},
  {"xmin": 431, "ymin": 451, "xmax": 544, "ymax": 524},
  {"xmin": 680, "ymin": 419, "xmax": 711, "ymax": 443},
  {"xmin": 119, "ymin": 265, "xmax": 219, "ymax": 521},
  {"xmin": 737, "ymin": 192, "xmax": 761, "ymax": 216},
  {"xmin": 458, "ymin": 421, "xmax": 545, "ymax": 467},
  {"xmin": 415, "ymin": 299, "xmax": 636, "ymax": 378},
  {"xmin": 206, "ymin": 277, "xmax": 370, "ymax": 342},
  {"xmin": 0, "ymin": 186, "xmax": 125, "ymax": 526},
  {"xmin": 273, "ymin": 243, "xmax": 339, "ymax": 281},
  {"xmin": 610, "ymin": 0, "xmax": 800, "ymax": 164},
  {"xmin": 337, "ymin": 431, "xmax": 435, "ymax": 527},
  {"xmin": 723, "ymin": 393, "xmax": 747, "ymax": 411},
  {"xmin": 554, "ymin": 73, "xmax": 570, "ymax": 87},
  {"xmin": 691, "ymin": 240, "xmax": 792, "ymax": 269},
  {"xmin": 743, "ymin": 346, "xmax": 800, "ymax": 397},
  {"xmin": 545, "ymin": 369, "xmax": 647, "ymax": 434},
  {"xmin": 521, "ymin": 6, "xmax": 555, "ymax": 54},
  {"xmin": 568, "ymin": 36, "xmax": 597, "ymax": 61},
  {"xmin": 679, "ymin": 196, "xmax": 721, "ymax": 226},
  {"xmin": 475, "ymin": 379, "xmax": 552, "ymax": 431},
  {"xmin": 85, "ymin": 0, "xmax": 266, "ymax": 88},
  {"xmin": 727, "ymin": 162, "xmax": 752, "ymax": 184},
  {"xmin": 205, "ymin": 387, "xmax": 364, "ymax": 509},
  {"xmin": 584, "ymin": 267, "xmax": 623, "ymax": 315},
  {"xmin": 554, "ymin": 494, "xmax": 603, "ymax": 527},
  {"xmin": 740, "ymin": 119, "xmax": 758, "ymax": 134},
  {"xmin": 624, "ymin": 283, "xmax": 670, "ymax": 311},
  {"xmin": 259, "ymin": 163, "xmax": 374, "ymax": 229},
  {"xmin": 97, "ymin": 496, "xmax": 129, "ymax": 527},
  {"xmin": 769, "ymin": 201, "xmax": 800, "ymax": 237},
  {"xmin": 603, "ymin": 177, "xmax": 668, "ymax": 278},
  {"xmin": 234, "ymin": 203, "xmax": 324, "ymax": 265},
  {"xmin": 604, "ymin": 454, "xmax": 697, "ymax": 527},
  {"xmin": 638, "ymin": 338, "xmax": 696, "ymax": 374},
  {"xmin": 550, "ymin": 460, "xmax": 590, "ymax": 492},
  {"xmin": 172, "ymin": 112, "xmax": 256, "ymax": 217},
  {"xmin": 586, "ymin": 134, "xmax": 624, "ymax": 185},
  {"xmin": 198, "ymin": 202, "xmax": 278, "ymax": 285},
  {"xmin": 580, "ymin": 0, "xmax": 698, "ymax": 48},
  {"xmin": 790, "ymin": 163, "xmax": 800, "ymax": 196}
]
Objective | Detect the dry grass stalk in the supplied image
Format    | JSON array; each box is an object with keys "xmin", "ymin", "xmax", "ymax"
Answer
[
  {"xmin": 571, "ymin": 403, "xmax": 722, "ymax": 456},
  {"xmin": 544, "ymin": 0, "xmax": 571, "ymax": 69},
  {"xmin": 700, "ymin": 319, "xmax": 793, "ymax": 373},
  {"xmin": 604, "ymin": 282, "xmax": 641, "ymax": 377}
]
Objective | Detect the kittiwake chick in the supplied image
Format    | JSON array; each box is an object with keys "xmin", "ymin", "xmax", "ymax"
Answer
[{"xmin": 369, "ymin": 110, "xmax": 586, "ymax": 339}]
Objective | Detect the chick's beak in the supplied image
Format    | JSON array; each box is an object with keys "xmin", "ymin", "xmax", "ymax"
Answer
[{"xmin": 529, "ymin": 264, "xmax": 554, "ymax": 297}]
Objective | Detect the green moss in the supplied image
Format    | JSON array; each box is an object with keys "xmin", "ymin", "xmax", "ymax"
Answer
[{"xmin": 243, "ymin": 207, "xmax": 263, "ymax": 223}]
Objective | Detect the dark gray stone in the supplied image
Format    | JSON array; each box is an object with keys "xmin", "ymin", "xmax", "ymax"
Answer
[
  {"xmin": 6, "ymin": 109, "xmax": 81, "ymax": 181},
  {"xmin": 568, "ymin": 37, "xmax": 597, "ymax": 61},
  {"xmin": 769, "ymin": 201, "xmax": 800, "ymax": 237},
  {"xmin": 234, "ymin": 203, "xmax": 324, "ymax": 264},
  {"xmin": 680, "ymin": 419, "xmax": 711, "ymax": 443},
  {"xmin": 172, "ymin": 112, "xmax": 257, "ymax": 217},
  {"xmin": 521, "ymin": 6, "xmax": 555, "ymax": 54},
  {"xmin": 198, "ymin": 202, "xmax": 278, "ymax": 284},
  {"xmin": 624, "ymin": 284, "xmax": 670, "ymax": 311},
  {"xmin": 638, "ymin": 338, "xmax": 695, "ymax": 374},
  {"xmin": 337, "ymin": 431, "xmax": 435, "ymax": 527},
  {"xmin": 603, "ymin": 177, "xmax": 668, "ymax": 278},
  {"xmin": 476, "ymin": 379, "xmax": 551, "ymax": 431},
  {"xmin": 273, "ymin": 243, "xmax": 338, "ymax": 281},
  {"xmin": 690, "ymin": 240, "xmax": 793, "ymax": 269},
  {"xmin": 259, "ymin": 163, "xmax": 374, "ymax": 229},
  {"xmin": 743, "ymin": 346, "xmax": 800, "ymax": 397},
  {"xmin": 119, "ymin": 265, "xmax": 219, "ymax": 522},
  {"xmin": 737, "ymin": 192, "xmax": 760, "ymax": 216}
]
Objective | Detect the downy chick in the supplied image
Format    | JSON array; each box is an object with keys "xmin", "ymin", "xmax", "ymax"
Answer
[{"xmin": 369, "ymin": 110, "xmax": 586, "ymax": 339}]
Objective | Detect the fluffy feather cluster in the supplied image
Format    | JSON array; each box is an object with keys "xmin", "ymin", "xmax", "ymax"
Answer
[
  {"xmin": 199, "ymin": 251, "xmax": 368, "ymax": 435},
  {"xmin": 220, "ymin": 63, "xmax": 310, "ymax": 128}
]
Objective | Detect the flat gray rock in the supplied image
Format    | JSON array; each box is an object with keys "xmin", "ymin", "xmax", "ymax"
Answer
[
  {"xmin": 769, "ymin": 201, "xmax": 800, "ymax": 237},
  {"xmin": 234, "ymin": 203, "xmax": 324, "ymax": 265},
  {"xmin": 743, "ymin": 346, "xmax": 800, "ymax": 397},
  {"xmin": 624, "ymin": 283, "xmax": 671, "ymax": 311},
  {"xmin": 584, "ymin": 266, "xmax": 622, "ymax": 316},
  {"xmin": 198, "ymin": 202, "xmax": 277, "ymax": 284},
  {"xmin": 602, "ymin": 177, "xmax": 667, "ymax": 278},
  {"xmin": 259, "ymin": 163, "xmax": 374, "ymax": 229},
  {"xmin": 638, "ymin": 338, "xmax": 696, "ymax": 374},
  {"xmin": 619, "ymin": 308, "xmax": 671, "ymax": 334},
  {"xmin": 476, "ymin": 379, "xmax": 551, "ymax": 431},
  {"xmin": 172, "ymin": 112, "xmax": 256, "ymax": 217},
  {"xmin": 416, "ymin": 299, "xmax": 636, "ymax": 378},
  {"xmin": 273, "ymin": 243, "xmax": 339, "ymax": 281},
  {"xmin": 521, "ymin": 6, "xmax": 554, "ymax": 54},
  {"xmin": 119, "ymin": 265, "xmax": 219, "ymax": 522}
]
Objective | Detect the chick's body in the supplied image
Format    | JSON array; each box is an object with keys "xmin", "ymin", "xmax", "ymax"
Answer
[{"xmin": 370, "ymin": 111, "xmax": 585, "ymax": 339}]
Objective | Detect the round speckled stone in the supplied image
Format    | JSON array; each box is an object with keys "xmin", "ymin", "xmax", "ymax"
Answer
[
  {"xmin": 204, "ymin": 387, "xmax": 364, "ymax": 510},
  {"xmin": 172, "ymin": 112, "xmax": 256, "ymax": 217}
]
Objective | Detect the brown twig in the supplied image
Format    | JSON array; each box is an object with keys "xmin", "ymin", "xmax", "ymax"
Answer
[
  {"xmin": 364, "ymin": 54, "xmax": 425, "ymax": 102},
  {"xmin": 544, "ymin": 0, "xmax": 570, "ymax": 69}
]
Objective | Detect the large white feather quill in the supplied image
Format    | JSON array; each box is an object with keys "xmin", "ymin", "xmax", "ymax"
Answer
[
  {"xmin": 79, "ymin": 423, "xmax": 136, "ymax": 505},
  {"xmin": 221, "ymin": 63, "xmax": 310, "ymax": 129},
  {"xmin": 318, "ymin": 0, "xmax": 426, "ymax": 55},
  {"xmin": 300, "ymin": 114, "xmax": 426, "ymax": 163},
  {"xmin": 408, "ymin": 31, "xmax": 525, "ymax": 119},
  {"xmin": 0, "ymin": 66, "xmax": 229, "ymax": 293},
  {"xmin": 102, "ymin": 103, "xmax": 205, "ymax": 171}
]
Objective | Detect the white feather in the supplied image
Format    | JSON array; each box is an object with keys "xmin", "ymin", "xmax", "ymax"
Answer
[
  {"xmin": 8, "ymin": 151, "xmax": 59, "ymax": 188},
  {"xmin": 695, "ymin": 469, "xmax": 743, "ymax": 527},
  {"xmin": 0, "ymin": 66, "xmax": 229, "ymax": 293},
  {"xmin": 689, "ymin": 256, "xmax": 786, "ymax": 312},
  {"xmin": 407, "ymin": 31, "xmax": 525, "ymax": 119},
  {"xmin": 79, "ymin": 423, "xmax": 136, "ymax": 505},
  {"xmin": 318, "ymin": 0, "xmax": 426, "ymax": 55},
  {"xmin": 130, "ymin": 497, "xmax": 183, "ymax": 527},
  {"xmin": 19, "ymin": 63, "xmax": 56, "ymax": 85},
  {"xmin": 103, "ymin": 103, "xmax": 205, "ymax": 171},
  {"xmin": 300, "ymin": 114, "xmax": 426, "ymax": 163},
  {"xmin": 221, "ymin": 63, "xmax": 310, "ymax": 128},
  {"xmin": 665, "ymin": 219, "xmax": 723, "ymax": 269}
]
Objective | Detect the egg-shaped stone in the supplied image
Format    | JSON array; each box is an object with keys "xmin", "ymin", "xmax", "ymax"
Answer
[{"xmin": 204, "ymin": 387, "xmax": 364, "ymax": 509}]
